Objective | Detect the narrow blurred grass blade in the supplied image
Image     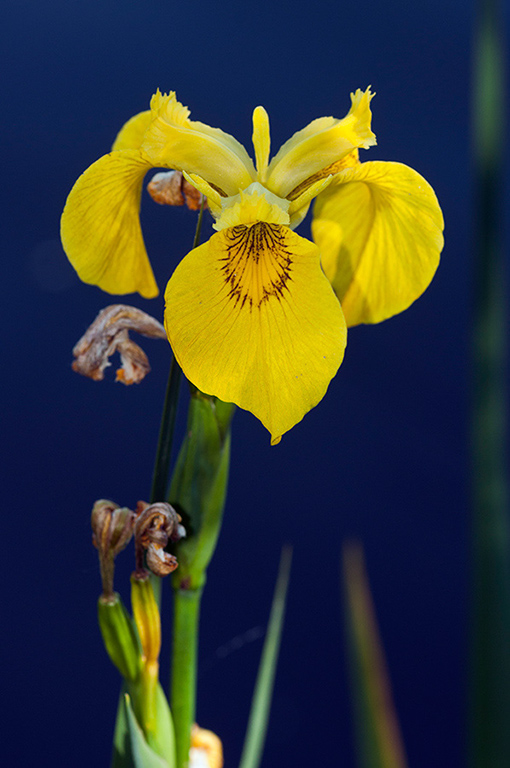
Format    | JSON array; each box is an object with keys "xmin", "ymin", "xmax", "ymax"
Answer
[
  {"xmin": 470, "ymin": 0, "xmax": 510, "ymax": 764},
  {"xmin": 238, "ymin": 546, "xmax": 292, "ymax": 768},
  {"xmin": 343, "ymin": 542, "xmax": 408, "ymax": 768}
]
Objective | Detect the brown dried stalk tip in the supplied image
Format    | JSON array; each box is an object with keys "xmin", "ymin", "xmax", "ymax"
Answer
[
  {"xmin": 72, "ymin": 305, "xmax": 167, "ymax": 385},
  {"xmin": 134, "ymin": 501, "xmax": 186, "ymax": 578},
  {"xmin": 147, "ymin": 171, "xmax": 204, "ymax": 211}
]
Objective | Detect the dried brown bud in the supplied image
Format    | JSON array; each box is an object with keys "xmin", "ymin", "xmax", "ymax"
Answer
[
  {"xmin": 147, "ymin": 171, "xmax": 204, "ymax": 211},
  {"xmin": 72, "ymin": 305, "xmax": 167, "ymax": 385},
  {"xmin": 91, "ymin": 499, "xmax": 137, "ymax": 598},
  {"xmin": 134, "ymin": 501, "xmax": 185, "ymax": 578}
]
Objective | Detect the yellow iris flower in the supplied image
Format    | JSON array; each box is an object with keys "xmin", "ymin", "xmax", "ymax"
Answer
[{"xmin": 61, "ymin": 88, "xmax": 444, "ymax": 445}]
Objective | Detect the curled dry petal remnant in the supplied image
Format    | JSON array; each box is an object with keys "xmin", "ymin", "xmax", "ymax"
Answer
[
  {"xmin": 134, "ymin": 501, "xmax": 185, "ymax": 578},
  {"xmin": 62, "ymin": 89, "xmax": 444, "ymax": 443},
  {"xmin": 72, "ymin": 304, "xmax": 167, "ymax": 384}
]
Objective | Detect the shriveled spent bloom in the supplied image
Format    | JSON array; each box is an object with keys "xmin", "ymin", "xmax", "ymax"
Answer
[{"xmin": 61, "ymin": 89, "xmax": 444, "ymax": 444}]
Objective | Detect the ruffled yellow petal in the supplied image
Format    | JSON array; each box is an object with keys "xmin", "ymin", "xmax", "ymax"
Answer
[
  {"xmin": 112, "ymin": 110, "xmax": 152, "ymax": 150},
  {"xmin": 164, "ymin": 224, "xmax": 346, "ymax": 443},
  {"xmin": 265, "ymin": 88, "xmax": 376, "ymax": 199},
  {"xmin": 312, "ymin": 161, "xmax": 444, "ymax": 327},
  {"xmin": 61, "ymin": 150, "xmax": 159, "ymax": 298},
  {"xmin": 141, "ymin": 91, "xmax": 256, "ymax": 195}
]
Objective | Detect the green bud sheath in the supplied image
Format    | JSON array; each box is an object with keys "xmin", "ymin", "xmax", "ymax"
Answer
[
  {"xmin": 98, "ymin": 592, "xmax": 143, "ymax": 682},
  {"xmin": 169, "ymin": 391, "xmax": 234, "ymax": 589}
]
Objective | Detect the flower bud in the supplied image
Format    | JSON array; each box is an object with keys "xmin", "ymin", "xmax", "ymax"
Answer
[{"xmin": 97, "ymin": 592, "xmax": 142, "ymax": 682}]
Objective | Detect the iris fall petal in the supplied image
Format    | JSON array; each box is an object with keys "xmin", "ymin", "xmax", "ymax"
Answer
[
  {"xmin": 61, "ymin": 149, "xmax": 159, "ymax": 298},
  {"xmin": 112, "ymin": 110, "xmax": 152, "ymax": 151},
  {"xmin": 312, "ymin": 161, "xmax": 444, "ymax": 326},
  {"xmin": 164, "ymin": 223, "xmax": 347, "ymax": 443}
]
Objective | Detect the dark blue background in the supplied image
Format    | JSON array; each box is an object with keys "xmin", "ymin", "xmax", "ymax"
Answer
[{"xmin": 1, "ymin": 0, "xmax": 484, "ymax": 765}]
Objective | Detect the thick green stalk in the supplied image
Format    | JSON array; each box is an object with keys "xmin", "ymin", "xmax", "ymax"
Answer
[
  {"xmin": 171, "ymin": 587, "xmax": 203, "ymax": 768},
  {"xmin": 169, "ymin": 392, "xmax": 234, "ymax": 767},
  {"xmin": 470, "ymin": 1, "xmax": 509, "ymax": 765}
]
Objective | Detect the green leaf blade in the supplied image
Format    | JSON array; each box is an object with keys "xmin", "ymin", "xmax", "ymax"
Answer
[
  {"xmin": 238, "ymin": 545, "xmax": 292, "ymax": 768},
  {"xmin": 123, "ymin": 693, "xmax": 171, "ymax": 768},
  {"xmin": 112, "ymin": 685, "xmax": 176, "ymax": 768}
]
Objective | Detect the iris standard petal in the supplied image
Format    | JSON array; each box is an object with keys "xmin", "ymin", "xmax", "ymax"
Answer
[
  {"xmin": 265, "ymin": 88, "xmax": 376, "ymax": 199},
  {"xmin": 112, "ymin": 110, "xmax": 152, "ymax": 150},
  {"xmin": 61, "ymin": 149, "xmax": 159, "ymax": 298},
  {"xmin": 312, "ymin": 161, "xmax": 444, "ymax": 327},
  {"xmin": 141, "ymin": 91, "xmax": 256, "ymax": 195},
  {"xmin": 164, "ymin": 223, "xmax": 346, "ymax": 444}
]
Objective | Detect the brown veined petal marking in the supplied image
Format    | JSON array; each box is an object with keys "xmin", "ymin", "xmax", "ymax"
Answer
[
  {"xmin": 220, "ymin": 223, "xmax": 294, "ymax": 309},
  {"xmin": 165, "ymin": 222, "xmax": 347, "ymax": 444}
]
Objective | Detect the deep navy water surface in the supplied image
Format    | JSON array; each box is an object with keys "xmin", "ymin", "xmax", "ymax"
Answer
[{"xmin": 0, "ymin": 0, "xmax": 490, "ymax": 765}]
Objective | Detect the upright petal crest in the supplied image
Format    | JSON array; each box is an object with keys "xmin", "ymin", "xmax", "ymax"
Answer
[
  {"xmin": 141, "ymin": 91, "xmax": 256, "ymax": 195},
  {"xmin": 265, "ymin": 88, "xmax": 376, "ymax": 198}
]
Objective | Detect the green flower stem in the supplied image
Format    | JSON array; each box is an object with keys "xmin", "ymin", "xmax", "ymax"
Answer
[
  {"xmin": 470, "ymin": 1, "xmax": 509, "ymax": 765},
  {"xmin": 149, "ymin": 199, "xmax": 206, "ymax": 607},
  {"xmin": 150, "ymin": 354, "xmax": 182, "ymax": 505},
  {"xmin": 150, "ymin": 199, "xmax": 206, "ymax": 507},
  {"xmin": 169, "ymin": 392, "xmax": 234, "ymax": 768},
  {"xmin": 171, "ymin": 586, "xmax": 203, "ymax": 768}
]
